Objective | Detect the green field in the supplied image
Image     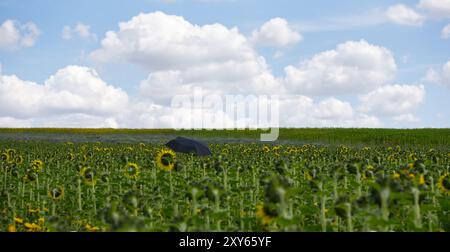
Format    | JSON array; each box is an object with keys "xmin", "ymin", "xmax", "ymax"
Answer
[
  {"xmin": 1, "ymin": 128, "xmax": 449, "ymax": 232},
  {"xmin": 1, "ymin": 128, "xmax": 449, "ymax": 145}
]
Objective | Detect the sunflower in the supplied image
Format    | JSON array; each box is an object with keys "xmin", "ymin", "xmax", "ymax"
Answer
[
  {"xmin": 304, "ymin": 170, "xmax": 313, "ymax": 181},
  {"xmin": 80, "ymin": 167, "xmax": 97, "ymax": 186},
  {"xmin": 67, "ymin": 153, "xmax": 75, "ymax": 161},
  {"xmin": 262, "ymin": 146, "xmax": 270, "ymax": 153},
  {"xmin": 28, "ymin": 207, "xmax": 40, "ymax": 214},
  {"xmin": 24, "ymin": 222, "xmax": 41, "ymax": 232},
  {"xmin": 409, "ymin": 153, "xmax": 418, "ymax": 161},
  {"xmin": 48, "ymin": 186, "xmax": 64, "ymax": 201},
  {"xmin": 256, "ymin": 203, "xmax": 274, "ymax": 225},
  {"xmin": 156, "ymin": 149, "xmax": 176, "ymax": 172},
  {"xmin": 85, "ymin": 223, "xmax": 100, "ymax": 232},
  {"xmin": 31, "ymin": 160, "xmax": 44, "ymax": 173},
  {"xmin": 6, "ymin": 149, "xmax": 16, "ymax": 158},
  {"xmin": 437, "ymin": 173, "xmax": 450, "ymax": 196},
  {"xmin": 15, "ymin": 155, "xmax": 24, "ymax": 165},
  {"xmin": 419, "ymin": 174, "xmax": 426, "ymax": 186},
  {"xmin": 14, "ymin": 217, "xmax": 24, "ymax": 224},
  {"xmin": 123, "ymin": 162, "xmax": 140, "ymax": 180},
  {"xmin": 7, "ymin": 224, "xmax": 16, "ymax": 232},
  {"xmin": 3, "ymin": 151, "xmax": 14, "ymax": 164},
  {"xmin": 1, "ymin": 152, "xmax": 9, "ymax": 162},
  {"xmin": 22, "ymin": 171, "xmax": 37, "ymax": 183},
  {"xmin": 392, "ymin": 172, "xmax": 401, "ymax": 180}
]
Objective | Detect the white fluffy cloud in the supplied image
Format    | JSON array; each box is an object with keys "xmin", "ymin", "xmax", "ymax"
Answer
[
  {"xmin": 425, "ymin": 61, "xmax": 450, "ymax": 87},
  {"xmin": 90, "ymin": 12, "xmax": 258, "ymax": 71},
  {"xmin": 2, "ymin": 11, "xmax": 424, "ymax": 128},
  {"xmin": 62, "ymin": 22, "xmax": 96, "ymax": 41},
  {"xmin": 88, "ymin": 12, "xmax": 410, "ymax": 128},
  {"xmin": 443, "ymin": 61, "xmax": 450, "ymax": 86},
  {"xmin": 0, "ymin": 63, "xmax": 383, "ymax": 129},
  {"xmin": 283, "ymin": 40, "xmax": 397, "ymax": 95},
  {"xmin": 425, "ymin": 68, "xmax": 441, "ymax": 82},
  {"xmin": 0, "ymin": 66, "xmax": 128, "ymax": 123},
  {"xmin": 0, "ymin": 19, "xmax": 40, "ymax": 51},
  {"xmin": 358, "ymin": 84, "xmax": 425, "ymax": 117},
  {"xmin": 442, "ymin": 24, "xmax": 450, "ymax": 39},
  {"xmin": 385, "ymin": 4, "xmax": 425, "ymax": 26},
  {"xmin": 313, "ymin": 98, "xmax": 354, "ymax": 120},
  {"xmin": 139, "ymin": 65, "xmax": 282, "ymax": 105},
  {"xmin": 0, "ymin": 117, "xmax": 31, "ymax": 127},
  {"xmin": 250, "ymin": 18, "xmax": 302, "ymax": 47},
  {"xmin": 392, "ymin": 113, "xmax": 420, "ymax": 123},
  {"xmin": 417, "ymin": 0, "xmax": 450, "ymax": 18},
  {"xmin": 91, "ymin": 11, "xmax": 284, "ymax": 104},
  {"xmin": 279, "ymin": 96, "xmax": 381, "ymax": 128}
]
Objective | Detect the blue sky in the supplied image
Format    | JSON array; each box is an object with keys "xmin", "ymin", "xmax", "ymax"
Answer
[{"xmin": 0, "ymin": 0, "xmax": 449, "ymax": 128}]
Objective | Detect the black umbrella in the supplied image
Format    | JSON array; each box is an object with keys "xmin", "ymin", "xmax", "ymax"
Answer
[{"xmin": 165, "ymin": 137, "xmax": 212, "ymax": 156}]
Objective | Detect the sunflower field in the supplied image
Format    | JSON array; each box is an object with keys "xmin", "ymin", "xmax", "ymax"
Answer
[{"xmin": 1, "ymin": 133, "xmax": 450, "ymax": 232}]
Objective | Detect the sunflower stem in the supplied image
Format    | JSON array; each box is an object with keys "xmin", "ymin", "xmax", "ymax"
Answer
[
  {"xmin": 333, "ymin": 172, "xmax": 338, "ymax": 201},
  {"xmin": 412, "ymin": 187, "xmax": 422, "ymax": 229},
  {"xmin": 36, "ymin": 176, "xmax": 40, "ymax": 206},
  {"xmin": 77, "ymin": 178, "xmax": 82, "ymax": 211},
  {"xmin": 320, "ymin": 194, "xmax": 327, "ymax": 232},
  {"xmin": 380, "ymin": 187, "xmax": 390, "ymax": 230},
  {"xmin": 169, "ymin": 172, "xmax": 173, "ymax": 198},
  {"xmin": 345, "ymin": 202, "xmax": 353, "ymax": 232},
  {"xmin": 52, "ymin": 200, "xmax": 56, "ymax": 216},
  {"xmin": 91, "ymin": 185, "xmax": 97, "ymax": 216},
  {"xmin": 6, "ymin": 191, "xmax": 11, "ymax": 208},
  {"xmin": 4, "ymin": 169, "xmax": 7, "ymax": 190}
]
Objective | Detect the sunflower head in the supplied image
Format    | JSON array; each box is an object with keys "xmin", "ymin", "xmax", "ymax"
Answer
[
  {"xmin": 392, "ymin": 172, "xmax": 401, "ymax": 180},
  {"xmin": 1, "ymin": 152, "xmax": 9, "ymax": 162},
  {"xmin": 22, "ymin": 171, "xmax": 37, "ymax": 183},
  {"xmin": 419, "ymin": 174, "xmax": 426, "ymax": 186},
  {"xmin": 437, "ymin": 173, "xmax": 450, "ymax": 196},
  {"xmin": 14, "ymin": 217, "xmax": 24, "ymax": 224},
  {"xmin": 24, "ymin": 222, "xmax": 41, "ymax": 232},
  {"xmin": 85, "ymin": 223, "xmax": 100, "ymax": 232},
  {"xmin": 156, "ymin": 149, "xmax": 176, "ymax": 172},
  {"xmin": 409, "ymin": 153, "xmax": 418, "ymax": 162},
  {"xmin": 304, "ymin": 170, "xmax": 314, "ymax": 181},
  {"xmin": 256, "ymin": 203, "xmax": 276, "ymax": 225},
  {"xmin": 80, "ymin": 167, "xmax": 97, "ymax": 186},
  {"xmin": 48, "ymin": 186, "xmax": 64, "ymax": 201},
  {"xmin": 28, "ymin": 207, "xmax": 40, "ymax": 214},
  {"xmin": 31, "ymin": 160, "xmax": 44, "ymax": 173},
  {"xmin": 7, "ymin": 224, "xmax": 16, "ymax": 232},
  {"xmin": 124, "ymin": 162, "xmax": 140, "ymax": 180},
  {"xmin": 6, "ymin": 149, "xmax": 16, "ymax": 158},
  {"xmin": 67, "ymin": 153, "xmax": 75, "ymax": 161},
  {"xmin": 15, "ymin": 155, "xmax": 24, "ymax": 165},
  {"xmin": 82, "ymin": 155, "xmax": 88, "ymax": 163}
]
